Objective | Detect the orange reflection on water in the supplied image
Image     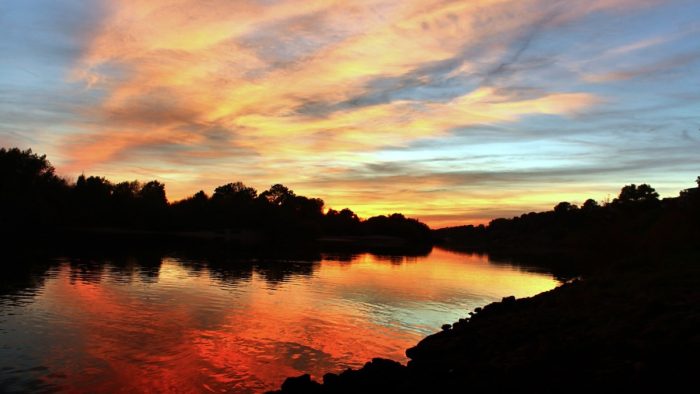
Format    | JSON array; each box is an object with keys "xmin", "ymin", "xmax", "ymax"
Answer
[{"xmin": 18, "ymin": 249, "xmax": 559, "ymax": 393}]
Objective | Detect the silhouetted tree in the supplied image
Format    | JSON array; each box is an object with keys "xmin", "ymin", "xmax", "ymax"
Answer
[
  {"xmin": 324, "ymin": 208, "xmax": 362, "ymax": 235},
  {"xmin": 193, "ymin": 190, "xmax": 208, "ymax": 201},
  {"xmin": 615, "ymin": 184, "xmax": 659, "ymax": 204},
  {"xmin": 112, "ymin": 180, "xmax": 140, "ymax": 225},
  {"xmin": 554, "ymin": 202, "xmax": 577, "ymax": 213},
  {"xmin": 139, "ymin": 181, "xmax": 167, "ymax": 207},
  {"xmin": 171, "ymin": 190, "xmax": 210, "ymax": 229},
  {"xmin": 113, "ymin": 181, "xmax": 140, "ymax": 201},
  {"xmin": 363, "ymin": 213, "xmax": 431, "ymax": 242},
  {"xmin": 261, "ymin": 184, "xmax": 295, "ymax": 206},
  {"xmin": 581, "ymin": 199, "xmax": 600, "ymax": 211},
  {"xmin": 136, "ymin": 180, "xmax": 168, "ymax": 228},
  {"xmin": 73, "ymin": 175, "xmax": 113, "ymax": 225},
  {"xmin": 290, "ymin": 196, "xmax": 324, "ymax": 218},
  {"xmin": 0, "ymin": 148, "xmax": 60, "ymax": 187},
  {"xmin": 75, "ymin": 175, "xmax": 112, "ymax": 199},
  {"xmin": 0, "ymin": 148, "xmax": 68, "ymax": 227},
  {"xmin": 212, "ymin": 182, "xmax": 257, "ymax": 202},
  {"xmin": 209, "ymin": 182, "xmax": 258, "ymax": 229}
]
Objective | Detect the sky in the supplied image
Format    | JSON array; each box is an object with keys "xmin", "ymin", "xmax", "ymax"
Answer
[{"xmin": 1, "ymin": 0, "xmax": 699, "ymax": 227}]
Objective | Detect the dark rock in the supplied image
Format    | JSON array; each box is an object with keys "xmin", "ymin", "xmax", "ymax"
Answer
[
  {"xmin": 322, "ymin": 372, "xmax": 340, "ymax": 386},
  {"xmin": 279, "ymin": 374, "xmax": 322, "ymax": 394}
]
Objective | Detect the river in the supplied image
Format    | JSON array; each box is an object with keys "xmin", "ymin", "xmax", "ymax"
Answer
[{"xmin": 0, "ymin": 247, "xmax": 558, "ymax": 393}]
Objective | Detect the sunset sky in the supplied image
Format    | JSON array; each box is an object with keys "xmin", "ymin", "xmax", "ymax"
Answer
[{"xmin": 1, "ymin": 0, "xmax": 699, "ymax": 227}]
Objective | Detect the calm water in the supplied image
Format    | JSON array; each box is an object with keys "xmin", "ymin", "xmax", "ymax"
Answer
[{"xmin": 0, "ymin": 248, "xmax": 558, "ymax": 393}]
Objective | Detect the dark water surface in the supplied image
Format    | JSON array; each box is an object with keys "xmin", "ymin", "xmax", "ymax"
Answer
[{"xmin": 0, "ymin": 248, "xmax": 558, "ymax": 393}]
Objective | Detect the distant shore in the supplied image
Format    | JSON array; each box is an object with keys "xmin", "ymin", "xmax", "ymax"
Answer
[{"xmin": 2, "ymin": 227, "xmax": 434, "ymax": 258}]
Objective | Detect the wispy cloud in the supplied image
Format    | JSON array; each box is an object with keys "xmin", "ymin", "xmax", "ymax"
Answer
[
  {"xmin": 583, "ymin": 51, "xmax": 700, "ymax": 83},
  {"xmin": 65, "ymin": 0, "xmax": 610, "ymax": 166},
  {"xmin": 1, "ymin": 0, "xmax": 699, "ymax": 226}
]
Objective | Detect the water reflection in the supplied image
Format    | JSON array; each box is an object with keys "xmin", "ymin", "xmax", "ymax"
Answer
[{"xmin": 0, "ymin": 248, "xmax": 559, "ymax": 393}]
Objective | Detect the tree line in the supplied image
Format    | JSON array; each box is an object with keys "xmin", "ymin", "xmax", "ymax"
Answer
[
  {"xmin": 0, "ymin": 148, "xmax": 431, "ymax": 242},
  {"xmin": 435, "ymin": 177, "xmax": 700, "ymax": 254}
]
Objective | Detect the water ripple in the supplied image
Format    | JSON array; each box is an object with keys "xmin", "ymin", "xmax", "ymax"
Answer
[{"xmin": 0, "ymin": 248, "xmax": 558, "ymax": 393}]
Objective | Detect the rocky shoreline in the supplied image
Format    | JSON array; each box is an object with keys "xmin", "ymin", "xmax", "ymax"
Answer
[{"xmin": 269, "ymin": 254, "xmax": 699, "ymax": 393}]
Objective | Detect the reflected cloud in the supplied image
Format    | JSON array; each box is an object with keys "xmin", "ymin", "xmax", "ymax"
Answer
[{"xmin": 0, "ymin": 248, "xmax": 558, "ymax": 392}]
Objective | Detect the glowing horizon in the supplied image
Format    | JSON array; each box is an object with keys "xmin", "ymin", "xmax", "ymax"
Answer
[{"xmin": 1, "ymin": 0, "xmax": 699, "ymax": 227}]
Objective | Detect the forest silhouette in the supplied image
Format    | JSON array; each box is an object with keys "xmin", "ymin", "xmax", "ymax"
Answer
[
  {"xmin": 0, "ymin": 147, "xmax": 431, "ymax": 244},
  {"xmin": 3, "ymin": 147, "xmax": 699, "ymax": 256},
  {"xmin": 435, "ymin": 176, "xmax": 700, "ymax": 258}
]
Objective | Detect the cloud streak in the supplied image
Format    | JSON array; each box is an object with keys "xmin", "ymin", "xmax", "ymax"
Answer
[{"xmin": 1, "ymin": 0, "xmax": 699, "ymax": 226}]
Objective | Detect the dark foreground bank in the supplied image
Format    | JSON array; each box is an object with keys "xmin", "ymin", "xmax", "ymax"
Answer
[{"xmin": 269, "ymin": 254, "xmax": 699, "ymax": 393}]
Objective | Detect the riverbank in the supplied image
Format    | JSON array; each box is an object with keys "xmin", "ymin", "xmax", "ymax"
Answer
[
  {"xmin": 269, "ymin": 253, "xmax": 699, "ymax": 393},
  {"xmin": 1, "ymin": 228, "xmax": 434, "ymax": 261}
]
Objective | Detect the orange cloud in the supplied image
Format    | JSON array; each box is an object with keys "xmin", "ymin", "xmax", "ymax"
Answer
[{"xmin": 56, "ymin": 0, "xmax": 663, "ymax": 225}]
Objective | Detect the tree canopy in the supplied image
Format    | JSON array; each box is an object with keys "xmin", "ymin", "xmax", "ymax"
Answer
[
  {"xmin": 435, "ymin": 180, "xmax": 700, "ymax": 255},
  {"xmin": 614, "ymin": 183, "xmax": 659, "ymax": 203},
  {"xmin": 0, "ymin": 147, "xmax": 432, "ymax": 242}
]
